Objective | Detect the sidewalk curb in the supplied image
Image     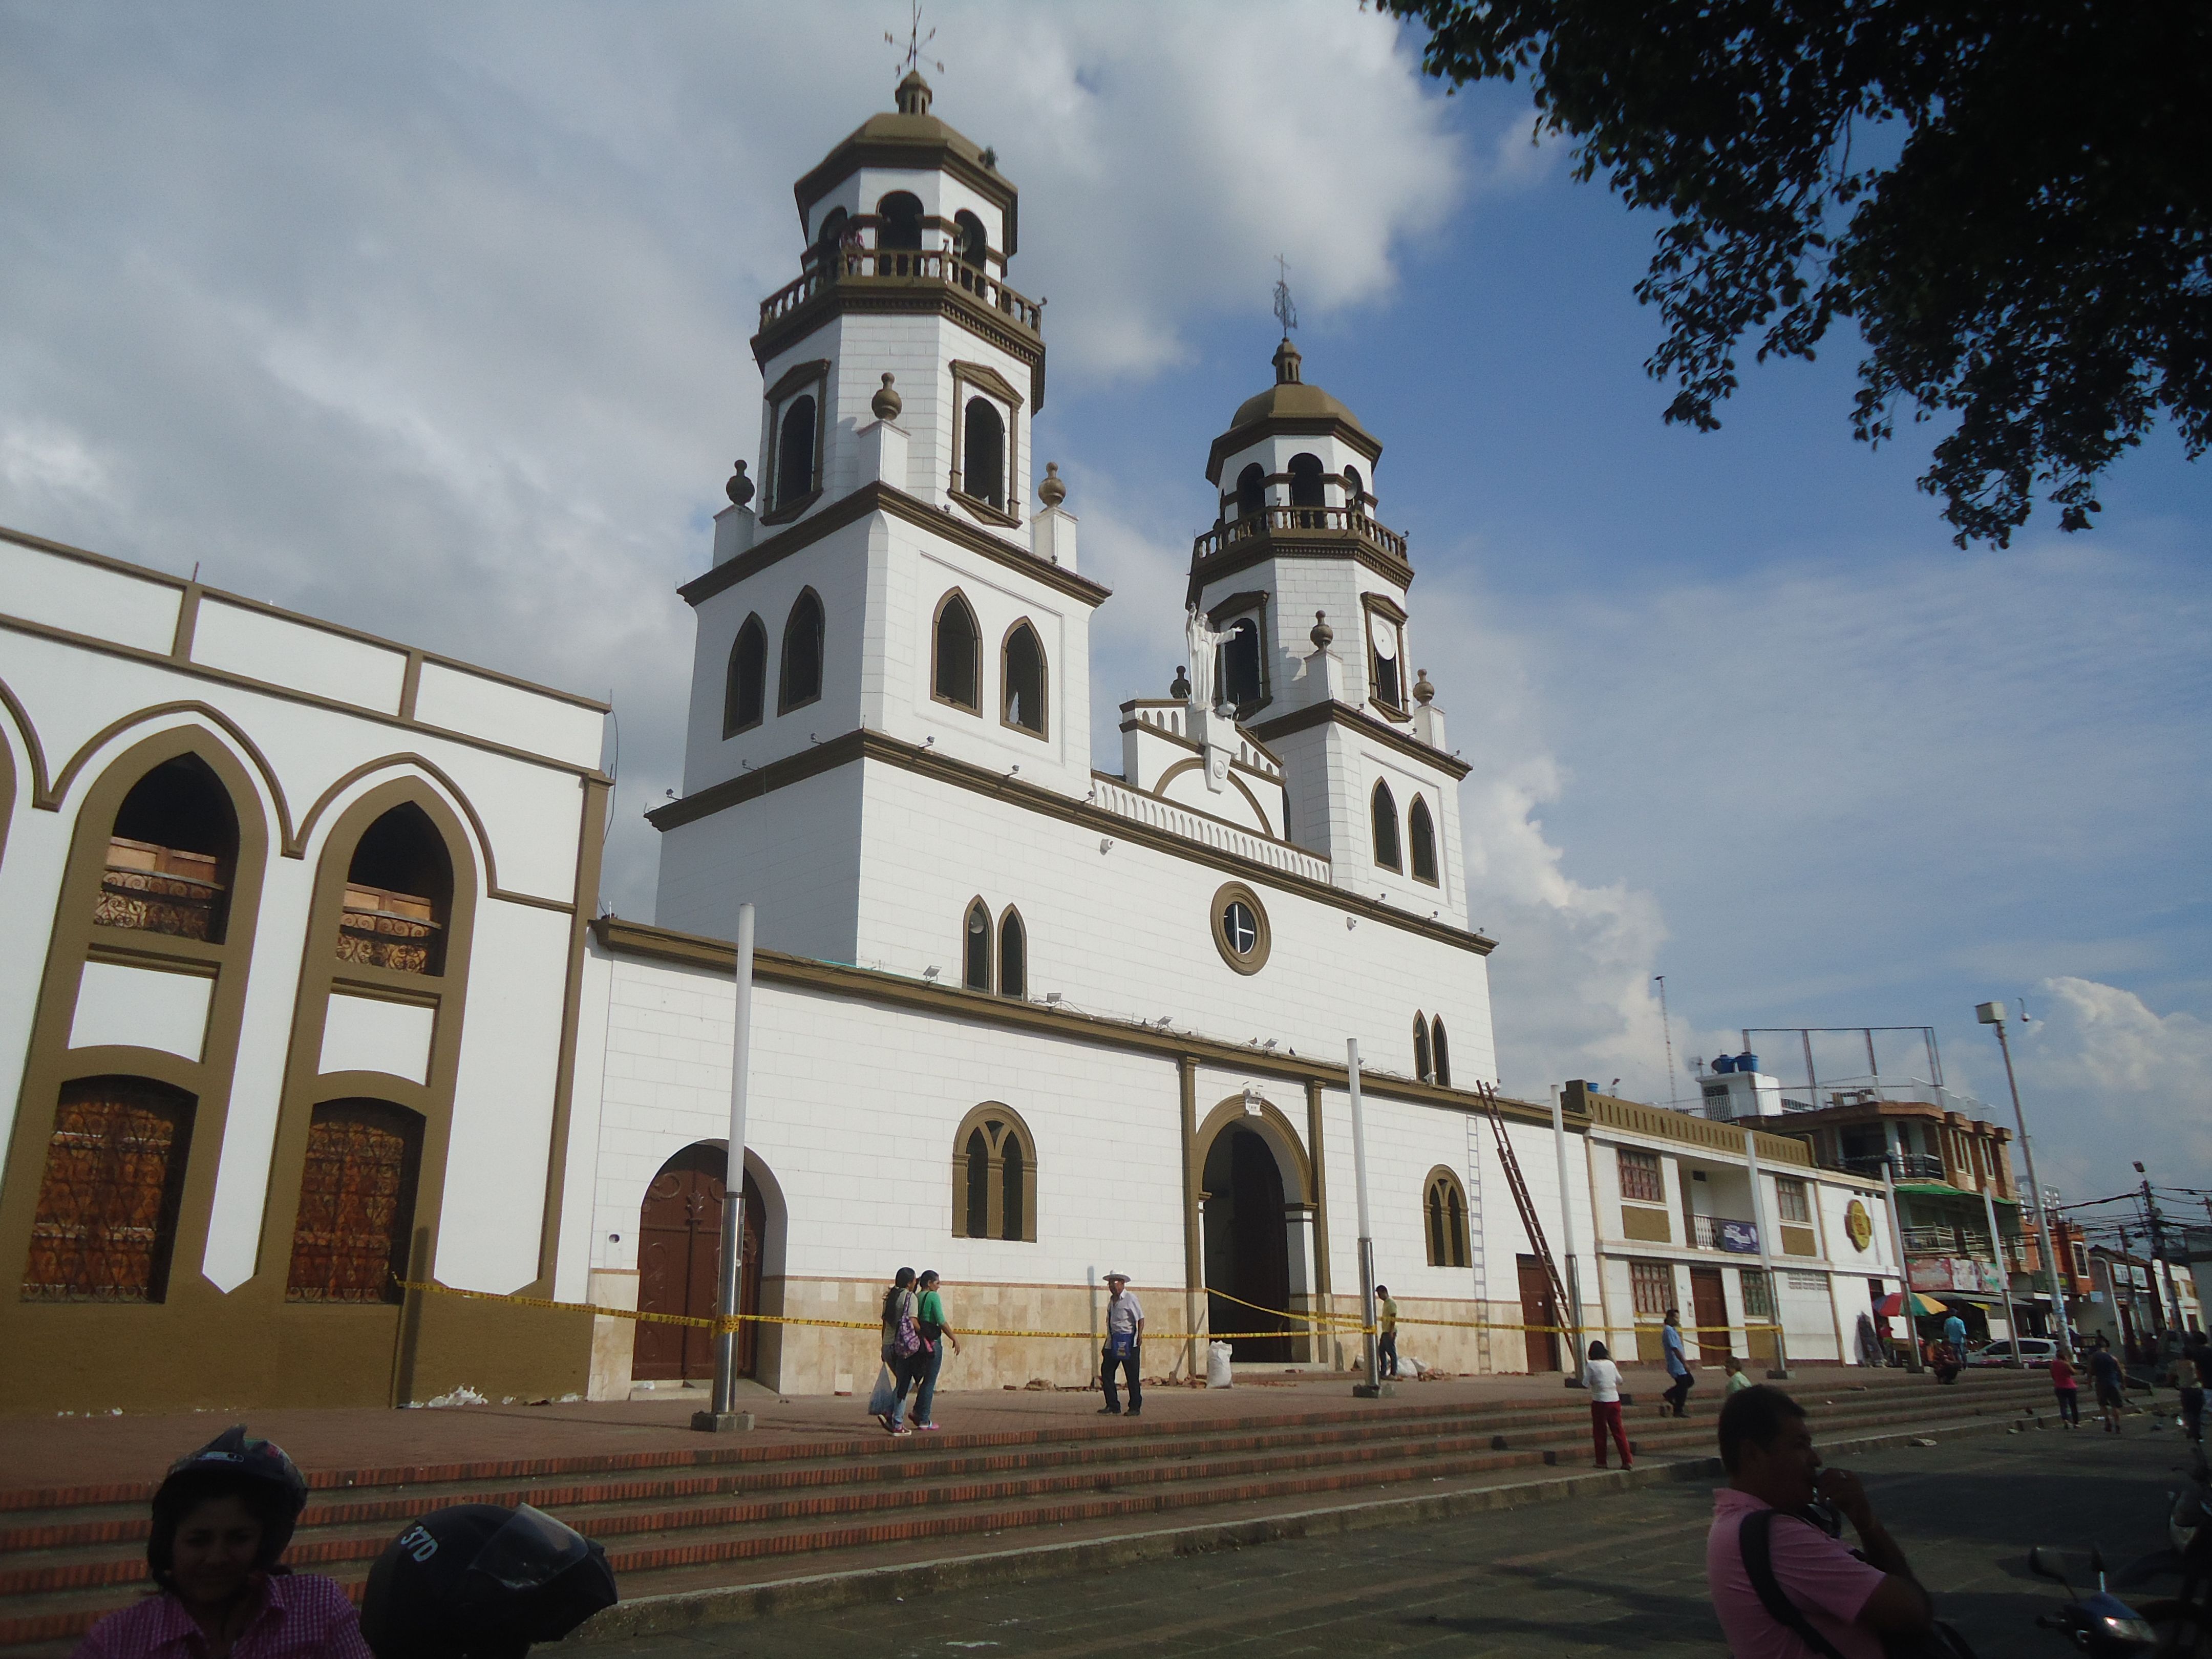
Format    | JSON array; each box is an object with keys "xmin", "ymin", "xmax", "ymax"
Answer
[{"xmin": 568, "ymin": 1408, "xmax": 2028, "ymax": 1644}]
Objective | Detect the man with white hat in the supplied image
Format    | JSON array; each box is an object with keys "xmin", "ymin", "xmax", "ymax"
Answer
[{"xmin": 1100, "ymin": 1271, "xmax": 1145, "ymax": 1417}]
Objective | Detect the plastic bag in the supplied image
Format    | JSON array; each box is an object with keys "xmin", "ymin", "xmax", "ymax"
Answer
[
  {"xmin": 1206, "ymin": 1342, "xmax": 1234, "ymax": 1388},
  {"xmin": 866, "ymin": 1363, "xmax": 899, "ymax": 1418}
]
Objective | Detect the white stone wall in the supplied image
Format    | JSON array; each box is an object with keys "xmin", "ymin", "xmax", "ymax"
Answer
[{"xmin": 0, "ymin": 537, "xmax": 600, "ymax": 1299}]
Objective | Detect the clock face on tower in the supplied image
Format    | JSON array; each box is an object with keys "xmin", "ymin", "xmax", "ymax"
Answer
[{"xmin": 1369, "ymin": 613, "xmax": 1397, "ymax": 661}]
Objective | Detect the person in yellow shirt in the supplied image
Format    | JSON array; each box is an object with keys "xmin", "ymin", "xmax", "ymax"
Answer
[{"xmin": 1375, "ymin": 1284, "xmax": 1399, "ymax": 1379}]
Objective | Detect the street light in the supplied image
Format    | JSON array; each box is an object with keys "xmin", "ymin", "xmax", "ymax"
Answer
[{"xmin": 1975, "ymin": 1001, "xmax": 2073, "ymax": 1355}]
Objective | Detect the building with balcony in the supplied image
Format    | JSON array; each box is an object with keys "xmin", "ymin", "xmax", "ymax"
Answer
[{"xmin": 1567, "ymin": 1080, "xmax": 1901, "ymax": 1369}]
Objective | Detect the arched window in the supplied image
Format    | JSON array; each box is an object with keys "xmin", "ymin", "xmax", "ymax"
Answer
[
  {"xmin": 963, "ymin": 899, "xmax": 992, "ymax": 991},
  {"xmin": 98, "ymin": 754, "xmax": 239, "ymax": 943},
  {"xmin": 954, "ymin": 209, "xmax": 988, "ymax": 267},
  {"xmin": 1414, "ymin": 1013, "xmax": 1433, "ymax": 1083},
  {"xmin": 1431, "ymin": 1017, "xmax": 1452, "ymax": 1087},
  {"xmin": 775, "ymin": 395, "xmax": 817, "ymax": 511},
  {"xmin": 285, "ymin": 1099, "xmax": 422, "ymax": 1303},
  {"xmin": 998, "ymin": 907, "xmax": 1026, "ymax": 998},
  {"xmin": 341, "ymin": 803, "xmax": 452, "ymax": 975},
  {"xmin": 724, "ymin": 613, "xmax": 767, "ymax": 737},
  {"xmin": 1288, "ymin": 452, "xmax": 1325, "ymax": 508},
  {"xmin": 933, "ymin": 591, "xmax": 982, "ymax": 712},
  {"xmin": 1344, "ymin": 464, "xmax": 1364, "ymax": 505},
  {"xmin": 1002, "ymin": 621, "xmax": 1047, "ymax": 736},
  {"xmin": 950, "ymin": 1104, "xmax": 1036, "ymax": 1241},
  {"xmin": 1371, "ymin": 780, "xmax": 1401, "ymax": 872},
  {"xmin": 877, "ymin": 190, "xmax": 924, "ymax": 252},
  {"xmin": 1220, "ymin": 616, "xmax": 1262, "ymax": 708},
  {"xmin": 1236, "ymin": 462, "xmax": 1266, "ymax": 520},
  {"xmin": 1408, "ymin": 795, "xmax": 1438, "ymax": 884},
  {"xmin": 814, "ymin": 206, "xmax": 848, "ymax": 273},
  {"xmin": 779, "ymin": 588, "xmax": 824, "ymax": 713},
  {"xmin": 1425, "ymin": 1167, "xmax": 1470, "ymax": 1268},
  {"xmin": 963, "ymin": 398, "xmax": 1006, "ymax": 508},
  {"xmin": 22, "ymin": 1077, "xmax": 196, "ymax": 1303}
]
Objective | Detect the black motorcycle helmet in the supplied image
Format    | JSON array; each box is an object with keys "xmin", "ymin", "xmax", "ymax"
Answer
[
  {"xmin": 360, "ymin": 1503, "xmax": 617, "ymax": 1659},
  {"xmin": 147, "ymin": 1426, "xmax": 311, "ymax": 1589}
]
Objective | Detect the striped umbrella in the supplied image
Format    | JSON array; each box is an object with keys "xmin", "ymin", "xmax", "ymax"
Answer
[{"xmin": 1875, "ymin": 1289, "xmax": 1947, "ymax": 1317}]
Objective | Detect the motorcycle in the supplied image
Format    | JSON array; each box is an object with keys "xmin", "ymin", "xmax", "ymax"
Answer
[{"xmin": 2030, "ymin": 1545, "xmax": 2159, "ymax": 1656}]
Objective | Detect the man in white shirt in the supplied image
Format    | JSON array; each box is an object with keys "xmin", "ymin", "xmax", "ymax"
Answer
[{"xmin": 1100, "ymin": 1271, "xmax": 1145, "ymax": 1417}]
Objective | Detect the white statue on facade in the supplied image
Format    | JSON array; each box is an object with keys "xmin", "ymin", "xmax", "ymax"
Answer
[{"xmin": 1184, "ymin": 603, "xmax": 1237, "ymax": 715}]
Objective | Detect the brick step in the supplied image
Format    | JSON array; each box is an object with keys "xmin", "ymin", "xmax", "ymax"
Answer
[{"xmin": 0, "ymin": 1380, "xmax": 2048, "ymax": 1623}]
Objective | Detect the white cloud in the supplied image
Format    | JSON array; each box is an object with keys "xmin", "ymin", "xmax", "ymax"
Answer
[{"xmin": 2013, "ymin": 978, "xmax": 2212, "ymax": 1200}]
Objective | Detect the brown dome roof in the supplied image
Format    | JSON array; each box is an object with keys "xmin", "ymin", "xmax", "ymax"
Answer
[{"xmin": 1206, "ymin": 338, "xmax": 1381, "ymax": 483}]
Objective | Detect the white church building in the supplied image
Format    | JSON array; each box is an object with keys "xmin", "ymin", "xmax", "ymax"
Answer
[{"xmin": 0, "ymin": 75, "xmax": 1903, "ymax": 1412}]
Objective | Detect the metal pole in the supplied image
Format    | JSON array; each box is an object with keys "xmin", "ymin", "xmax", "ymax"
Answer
[
  {"xmin": 696, "ymin": 903, "xmax": 756, "ymax": 1432},
  {"xmin": 2138, "ymin": 1170, "xmax": 2172, "ymax": 1337},
  {"xmin": 1551, "ymin": 1085, "xmax": 1585, "ymax": 1384},
  {"xmin": 1743, "ymin": 1125, "xmax": 1791, "ymax": 1379},
  {"xmin": 1987, "ymin": 1013, "xmax": 2073, "ymax": 1354},
  {"xmin": 1882, "ymin": 1155, "xmax": 1923, "ymax": 1374},
  {"xmin": 1348, "ymin": 1040, "xmax": 1385, "ymax": 1397},
  {"xmin": 1980, "ymin": 1179, "xmax": 2022, "ymax": 1367}
]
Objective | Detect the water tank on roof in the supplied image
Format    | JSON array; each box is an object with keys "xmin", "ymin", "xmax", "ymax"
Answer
[
  {"xmin": 1712, "ymin": 1054, "xmax": 1736, "ymax": 1074},
  {"xmin": 1737, "ymin": 1051, "xmax": 1759, "ymax": 1074}
]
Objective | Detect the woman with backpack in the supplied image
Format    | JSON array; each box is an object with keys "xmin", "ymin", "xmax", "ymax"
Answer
[{"xmin": 873, "ymin": 1267, "xmax": 926, "ymax": 1435}]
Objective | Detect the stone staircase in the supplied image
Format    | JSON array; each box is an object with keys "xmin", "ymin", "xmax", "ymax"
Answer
[{"xmin": 0, "ymin": 1371, "xmax": 2059, "ymax": 1652}]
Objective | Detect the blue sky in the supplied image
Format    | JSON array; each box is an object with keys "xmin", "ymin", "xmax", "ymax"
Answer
[{"xmin": 1, "ymin": 2, "xmax": 2203, "ymax": 1203}]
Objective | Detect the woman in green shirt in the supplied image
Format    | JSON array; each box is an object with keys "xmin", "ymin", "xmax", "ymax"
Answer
[{"xmin": 914, "ymin": 1270, "xmax": 963, "ymax": 1430}]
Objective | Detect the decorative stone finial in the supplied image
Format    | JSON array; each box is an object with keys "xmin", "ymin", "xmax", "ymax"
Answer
[
  {"xmin": 1273, "ymin": 336, "xmax": 1303, "ymax": 386},
  {"xmin": 1038, "ymin": 461, "xmax": 1066, "ymax": 507},
  {"xmin": 725, "ymin": 459, "xmax": 754, "ymax": 508},
  {"xmin": 872, "ymin": 373, "xmax": 902, "ymax": 421},
  {"xmin": 896, "ymin": 70, "xmax": 933, "ymax": 116},
  {"xmin": 1310, "ymin": 609, "xmax": 1333, "ymax": 650},
  {"xmin": 1414, "ymin": 669, "xmax": 1435, "ymax": 706},
  {"xmin": 1171, "ymin": 665, "xmax": 1192, "ymax": 699}
]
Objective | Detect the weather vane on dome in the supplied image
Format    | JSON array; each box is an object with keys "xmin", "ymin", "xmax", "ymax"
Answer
[
  {"xmin": 887, "ymin": 3, "xmax": 944, "ymax": 79},
  {"xmin": 1272, "ymin": 253, "xmax": 1298, "ymax": 337}
]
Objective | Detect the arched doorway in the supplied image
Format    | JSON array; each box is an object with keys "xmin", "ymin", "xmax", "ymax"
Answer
[
  {"xmin": 633, "ymin": 1143, "xmax": 762, "ymax": 1382},
  {"xmin": 1201, "ymin": 1126, "xmax": 1294, "ymax": 1363}
]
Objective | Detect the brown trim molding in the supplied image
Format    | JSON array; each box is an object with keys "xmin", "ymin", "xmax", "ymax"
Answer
[
  {"xmin": 931, "ymin": 589, "xmax": 984, "ymax": 716},
  {"xmin": 1305, "ymin": 1079, "xmax": 1332, "ymax": 1301},
  {"xmin": 1205, "ymin": 413, "xmax": 1382, "ymax": 483},
  {"xmin": 948, "ymin": 1101, "xmax": 1037, "ymax": 1242},
  {"xmin": 170, "ymin": 583, "xmax": 203, "ymax": 661},
  {"xmin": 1196, "ymin": 1093, "xmax": 1313, "ymax": 1203},
  {"xmin": 3, "ymin": 523, "xmax": 609, "ymax": 713},
  {"xmin": 998, "ymin": 616, "xmax": 1048, "ymax": 740},
  {"xmin": 1249, "ymin": 700, "xmax": 1473, "ymax": 783},
  {"xmin": 753, "ymin": 286, "xmax": 1046, "ymax": 410},
  {"xmin": 764, "ymin": 359, "xmax": 831, "ymax": 406},
  {"xmin": 1208, "ymin": 881, "xmax": 1271, "ymax": 975},
  {"xmin": 528, "ymin": 774, "xmax": 609, "ymax": 1291},
  {"xmin": 0, "ymin": 675, "xmax": 51, "ymax": 804},
  {"xmin": 678, "ymin": 482, "xmax": 1110, "ymax": 613},
  {"xmin": 794, "ymin": 139, "xmax": 1018, "ymax": 251},
  {"xmin": 589, "ymin": 915, "xmax": 1532, "ymax": 1120},
  {"xmin": 1187, "ymin": 531, "xmax": 1412, "ymax": 606},
  {"xmin": 46, "ymin": 702, "xmax": 295, "ymax": 844},
  {"xmin": 646, "ymin": 727, "xmax": 1495, "ymax": 954}
]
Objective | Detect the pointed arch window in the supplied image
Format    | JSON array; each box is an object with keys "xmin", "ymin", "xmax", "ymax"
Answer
[
  {"xmin": 1425, "ymin": 1166, "xmax": 1471, "ymax": 1268},
  {"xmin": 950, "ymin": 1104, "xmax": 1037, "ymax": 1242},
  {"xmin": 22, "ymin": 1077, "xmax": 196, "ymax": 1303},
  {"xmin": 963, "ymin": 899, "xmax": 993, "ymax": 991},
  {"xmin": 774, "ymin": 395, "xmax": 817, "ymax": 511},
  {"xmin": 1002, "ymin": 621, "xmax": 1047, "ymax": 736},
  {"xmin": 963, "ymin": 398, "xmax": 1006, "ymax": 509},
  {"xmin": 933, "ymin": 591, "xmax": 982, "ymax": 713},
  {"xmin": 1414, "ymin": 1013, "xmax": 1433, "ymax": 1083},
  {"xmin": 724, "ymin": 613, "xmax": 768, "ymax": 737},
  {"xmin": 1408, "ymin": 795, "xmax": 1439, "ymax": 885},
  {"xmin": 1371, "ymin": 780, "xmax": 1401, "ymax": 872},
  {"xmin": 285, "ymin": 1099, "xmax": 422, "ymax": 1303},
  {"xmin": 997, "ymin": 907, "xmax": 1027, "ymax": 998},
  {"xmin": 779, "ymin": 589, "xmax": 825, "ymax": 714},
  {"xmin": 98, "ymin": 755, "xmax": 239, "ymax": 943},
  {"xmin": 340, "ymin": 803, "xmax": 452, "ymax": 975},
  {"xmin": 1431, "ymin": 1017, "xmax": 1452, "ymax": 1087},
  {"xmin": 1236, "ymin": 463, "xmax": 1266, "ymax": 520}
]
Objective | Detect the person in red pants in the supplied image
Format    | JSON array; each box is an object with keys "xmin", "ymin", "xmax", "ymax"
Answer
[{"xmin": 1584, "ymin": 1340, "xmax": 1633, "ymax": 1469}]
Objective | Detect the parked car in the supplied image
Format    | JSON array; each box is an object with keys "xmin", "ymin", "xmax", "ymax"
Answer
[{"xmin": 1966, "ymin": 1337, "xmax": 2058, "ymax": 1368}]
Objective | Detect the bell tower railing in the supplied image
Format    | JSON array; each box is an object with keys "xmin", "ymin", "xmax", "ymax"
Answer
[{"xmin": 760, "ymin": 244, "xmax": 1044, "ymax": 335}]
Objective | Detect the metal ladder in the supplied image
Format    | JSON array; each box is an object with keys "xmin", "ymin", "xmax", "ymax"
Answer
[
  {"xmin": 1464, "ymin": 1111, "xmax": 1493, "ymax": 1375},
  {"xmin": 1478, "ymin": 1081, "xmax": 1571, "ymax": 1361}
]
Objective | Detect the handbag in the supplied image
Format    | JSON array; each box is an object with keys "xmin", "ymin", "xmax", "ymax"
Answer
[{"xmin": 1741, "ymin": 1508, "xmax": 1977, "ymax": 1659}]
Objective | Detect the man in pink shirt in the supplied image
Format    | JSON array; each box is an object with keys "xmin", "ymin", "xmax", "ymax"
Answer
[{"xmin": 1706, "ymin": 1386, "xmax": 1933, "ymax": 1658}]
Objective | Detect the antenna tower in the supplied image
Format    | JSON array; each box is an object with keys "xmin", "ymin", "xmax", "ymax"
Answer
[{"xmin": 1655, "ymin": 974, "xmax": 1678, "ymax": 1108}]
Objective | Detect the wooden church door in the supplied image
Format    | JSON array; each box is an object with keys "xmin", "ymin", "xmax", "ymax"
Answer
[{"xmin": 633, "ymin": 1144, "xmax": 762, "ymax": 1381}]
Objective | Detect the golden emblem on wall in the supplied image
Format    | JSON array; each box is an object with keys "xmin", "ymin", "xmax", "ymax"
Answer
[{"xmin": 1845, "ymin": 1199, "xmax": 1874, "ymax": 1251}]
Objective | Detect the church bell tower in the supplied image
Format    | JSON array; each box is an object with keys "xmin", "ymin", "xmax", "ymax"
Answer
[{"xmin": 1187, "ymin": 337, "xmax": 1472, "ymax": 924}]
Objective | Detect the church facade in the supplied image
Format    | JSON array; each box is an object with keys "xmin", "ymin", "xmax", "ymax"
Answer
[{"xmin": 0, "ymin": 76, "xmax": 1902, "ymax": 1413}]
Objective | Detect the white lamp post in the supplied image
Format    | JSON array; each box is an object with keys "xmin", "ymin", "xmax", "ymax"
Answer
[
  {"xmin": 1975, "ymin": 1001, "xmax": 2072, "ymax": 1355},
  {"xmin": 694, "ymin": 903, "xmax": 757, "ymax": 1433}
]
